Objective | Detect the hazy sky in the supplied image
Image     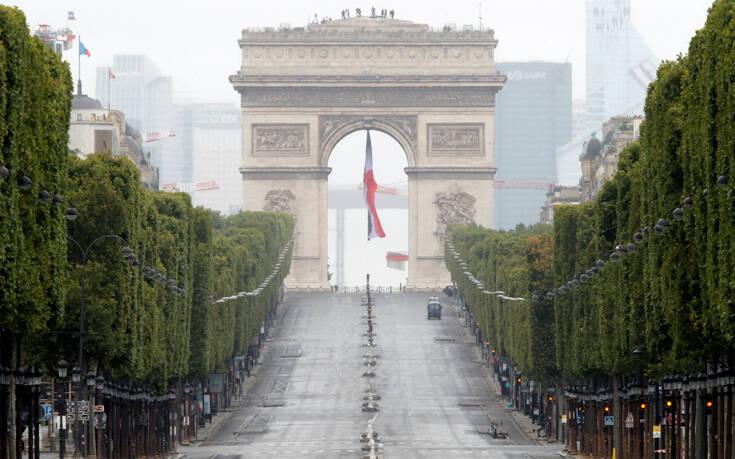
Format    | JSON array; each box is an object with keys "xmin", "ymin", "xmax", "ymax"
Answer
[{"xmin": 9, "ymin": 0, "xmax": 713, "ymax": 103}]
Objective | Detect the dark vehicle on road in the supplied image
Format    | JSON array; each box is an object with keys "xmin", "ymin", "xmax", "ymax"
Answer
[{"xmin": 427, "ymin": 297, "xmax": 442, "ymax": 319}]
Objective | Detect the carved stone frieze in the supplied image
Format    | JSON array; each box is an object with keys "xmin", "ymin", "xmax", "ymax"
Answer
[
  {"xmin": 428, "ymin": 123, "xmax": 484, "ymax": 156},
  {"xmin": 240, "ymin": 88, "xmax": 496, "ymax": 108},
  {"xmin": 252, "ymin": 124, "xmax": 308, "ymax": 156},
  {"xmin": 263, "ymin": 189, "xmax": 296, "ymax": 214},
  {"xmin": 319, "ymin": 115, "xmax": 417, "ymax": 159},
  {"xmin": 433, "ymin": 191, "xmax": 476, "ymax": 239}
]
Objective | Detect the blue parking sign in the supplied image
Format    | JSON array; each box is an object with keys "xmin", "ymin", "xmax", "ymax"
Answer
[{"xmin": 43, "ymin": 404, "xmax": 52, "ymax": 420}]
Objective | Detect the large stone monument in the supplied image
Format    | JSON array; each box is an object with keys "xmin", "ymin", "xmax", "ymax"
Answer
[{"xmin": 230, "ymin": 16, "xmax": 505, "ymax": 290}]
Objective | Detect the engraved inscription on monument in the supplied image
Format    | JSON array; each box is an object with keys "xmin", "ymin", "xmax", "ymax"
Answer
[
  {"xmin": 428, "ymin": 124, "xmax": 484, "ymax": 156},
  {"xmin": 253, "ymin": 124, "xmax": 308, "ymax": 156}
]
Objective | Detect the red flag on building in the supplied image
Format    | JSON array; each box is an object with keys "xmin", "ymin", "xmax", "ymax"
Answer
[{"xmin": 363, "ymin": 130, "xmax": 386, "ymax": 240}]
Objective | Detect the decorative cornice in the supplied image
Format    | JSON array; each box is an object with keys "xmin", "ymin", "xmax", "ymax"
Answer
[
  {"xmin": 230, "ymin": 74, "xmax": 506, "ymax": 86},
  {"xmin": 239, "ymin": 31, "xmax": 497, "ymax": 46},
  {"xmin": 236, "ymin": 87, "xmax": 498, "ymax": 108},
  {"xmin": 240, "ymin": 167, "xmax": 332, "ymax": 179},
  {"xmin": 404, "ymin": 167, "xmax": 497, "ymax": 179}
]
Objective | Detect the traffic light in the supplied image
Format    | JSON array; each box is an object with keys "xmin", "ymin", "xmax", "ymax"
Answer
[
  {"xmin": 548, "ymin": 395, "xmax": 555, "ymax": 402},
  {"xmin": 705, "ymin": 399, "xmax": 715, "ymax": 415},
  {"xmin": 516, "ymin": 377, "xmax": 522, "ymax": 384},
  {"xmin": 603, "ymin": 404, "xmax": 611, "ymax": 413}
]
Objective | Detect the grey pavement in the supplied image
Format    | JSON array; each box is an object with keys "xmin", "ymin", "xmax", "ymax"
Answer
[{"xmin": 178, "ymin": 292, "xmax": 563, "ymax": 458}]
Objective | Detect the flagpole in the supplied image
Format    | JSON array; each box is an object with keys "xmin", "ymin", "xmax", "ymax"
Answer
[
  {"xmin": 77, "ymin": 35, "xmax": 81, "ymax": 95},
  {"xmin": 108, "ymin": 69, "xmax": 111, "ymax": 113}
]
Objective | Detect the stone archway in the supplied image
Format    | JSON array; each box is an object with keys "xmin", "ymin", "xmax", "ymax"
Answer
[
  {"xmin": 231, "ymin": 17, "xmax": 505, "ymax": 290},
  {"xmin": 319, "ymin": 116, "xmax": 417, "ymax": 167}
]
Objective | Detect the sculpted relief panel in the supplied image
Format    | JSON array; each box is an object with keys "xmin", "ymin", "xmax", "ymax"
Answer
[
  {"xmin": 253, "ymin": 124, "xmax": 308, "ymax": 156},
  {"xmin": 263, "ymin": 189, "xmax": 296, "ymax": 214},
  {"xmin": 428, "ymin": 124, "xmax": 484, "ymax": 156},
  {"xmin": 434, "ymin": 191, "xmax": 476, "ymax": 239}
]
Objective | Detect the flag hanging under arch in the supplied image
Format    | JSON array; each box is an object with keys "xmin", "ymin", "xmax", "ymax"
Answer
[{"xmin": 363, "ymin": 130, "xmax": 386, "ymax": 240}]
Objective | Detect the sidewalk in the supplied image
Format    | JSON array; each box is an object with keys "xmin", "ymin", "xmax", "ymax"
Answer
[
  {"xmin": 457, "ymin": 314, "xmax": 554, "ymax": 446},
  {"xmin": 189, "ymin": 345, "xmax": 269, "ymax": 445}
]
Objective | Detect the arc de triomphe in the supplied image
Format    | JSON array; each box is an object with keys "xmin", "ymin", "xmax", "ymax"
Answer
[{"xmin": 230, "ymin": 17, "xmax": 505, "ymax": 290}]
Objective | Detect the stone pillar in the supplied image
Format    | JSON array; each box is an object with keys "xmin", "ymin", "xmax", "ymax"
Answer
[
  {"xmin": 242, "ymin": 167, "xmax": 331, "ymax": 291},
  {"xmin": 405, "ymin": 167, "xmax": 494, "ymax": 290}
]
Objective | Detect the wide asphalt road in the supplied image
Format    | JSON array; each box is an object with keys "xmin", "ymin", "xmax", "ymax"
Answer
[{"xmin": 179, "ymin": 292, "xmax": 562, "ymax": 458}]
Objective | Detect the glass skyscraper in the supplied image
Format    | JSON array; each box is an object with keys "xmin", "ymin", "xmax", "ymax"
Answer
[
  {"xmin": 173, "ymin": 103, "xmax": 242, "ymax": 215},
  {"xmin": 585, "ymin": 0, "xmax": 658, "ymax": 129},
  {"xmin": 494, "ymin": 62, "xmax": 572, "ymax": 230}
]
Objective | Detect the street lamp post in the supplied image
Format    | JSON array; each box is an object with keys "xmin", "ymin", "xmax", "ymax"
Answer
[
  {"xmin": 70, "ymin": 366, "xmax": 81, "ymax": 457},
  {"xmin": 56, "ymin": 360, "xmax": 68, "ymax": 459}
]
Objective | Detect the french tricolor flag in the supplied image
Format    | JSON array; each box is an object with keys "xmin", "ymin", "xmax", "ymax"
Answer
[{"xmin": 363, "ymin": 131, "xmax": 386, "ymax": 240}]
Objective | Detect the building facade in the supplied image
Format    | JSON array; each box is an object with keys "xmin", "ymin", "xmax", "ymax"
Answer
[
  {"xmin": 493, "ymin": 62, "xmax": 572, "ymax": 230},
  {"xmin": 95, "ymin": 55, "xmax": 173, "ymax": 179},
  {"xmin": 70, "ymin": 87, "xmax": 158, "ymax": 189},
  {"xmin": 539, "ymin": 185, "xmax": 582, "ymax": 224},
  {"xmin": 579, "ymin": 116, "xmax": 642, "ymax": 201},
  {"xmin": 541, "ymin": 115, "xmax": 642, "ymax": 223},
  {"xmin": 169, "ymin": 103, "xmax": 242, "ymax": 215}
]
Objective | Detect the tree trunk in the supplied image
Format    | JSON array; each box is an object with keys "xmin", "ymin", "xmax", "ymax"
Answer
[
  {"xmin": 695, "ymin": 389, "xmax": 705, "ymax": 459},
  {"xmin": 8, "ymin": 337, "xmax": 17, "ymax": 459}
]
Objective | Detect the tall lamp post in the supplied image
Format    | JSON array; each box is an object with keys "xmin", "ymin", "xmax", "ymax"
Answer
[
  {"xmin": 55, "ymin": 360, "xmax": 68, "ymax": 459},
  {"xmin": 70, "ymin": 366, "xmax": 81, "ymax": 456}
]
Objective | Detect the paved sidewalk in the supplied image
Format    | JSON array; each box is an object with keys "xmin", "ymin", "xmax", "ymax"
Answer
[
  {"xmin": 456, "ymin": 313, "xmax": 558, "ymax": 447},
  {"xmin": 188, "ymin": 342, "xmax": 271, "ymax": 446}
]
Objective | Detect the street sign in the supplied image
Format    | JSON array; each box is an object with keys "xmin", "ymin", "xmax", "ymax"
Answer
[
  {"xmin": 93, "ymin": 405, "xmax": 104, "ymax": 413},
  {"xmin": 561, "ymin": 414, "xmax": 568, "ymax": 424},
  {"xmin": 652, "ymin": 425, "xmax": 661, "ymax": 439},
  {"xmin": 604, "ymin": 415, "xmax": 614, "ymax": 426},
  {"xmin": 625, "ymin": 412, "xmax": 635, "ymax": 429},
  {"xmin": 43, "ymin": 404, "xmax": 52, "ymax": 420},
  {"xmin": 78, "ymin": 400, "xmax": 90, "ymax": 421}
]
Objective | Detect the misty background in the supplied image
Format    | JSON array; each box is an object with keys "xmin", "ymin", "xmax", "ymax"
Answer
[{"xmin": 8, "ymin": 0, "xmax": 713, "ymax": 286}]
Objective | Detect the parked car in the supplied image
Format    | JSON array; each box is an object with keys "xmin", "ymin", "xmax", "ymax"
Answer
[{"xmin": 427, "ymin": 298, "xmax": 442, "ymax": 319}]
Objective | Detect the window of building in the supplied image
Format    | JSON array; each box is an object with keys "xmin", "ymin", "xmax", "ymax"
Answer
[{"xmin": 76, "ymin": 113, "xmax": 82, "ymax": 121}]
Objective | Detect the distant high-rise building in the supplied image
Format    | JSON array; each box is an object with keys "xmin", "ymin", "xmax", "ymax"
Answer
[
  {"xmin": 585, "ymin": 0, "xmax": 658, "ymax": 129},
  {"xmin": 493, "ymin": 62, "xmax": 572, "ymax": 230},
  {"xmin": 170, "ymin": 103, "xmax": 242, "ymax": 215},
  {"xmin": 95, "ymin": 55, "xmax": 173, "ymax": 178}
]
